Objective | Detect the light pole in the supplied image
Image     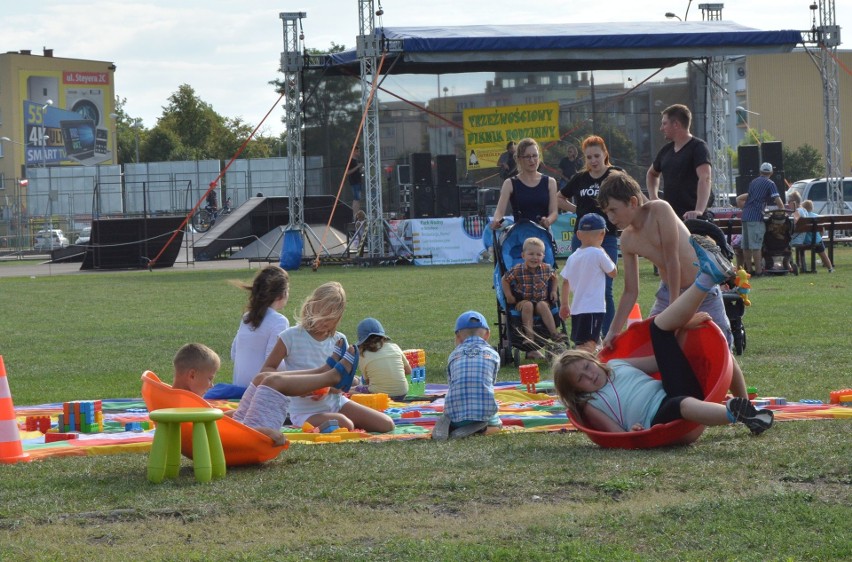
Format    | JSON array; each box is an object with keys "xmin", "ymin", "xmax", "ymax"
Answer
[
  {"xmin": 132, "ymin": 119, "xmax": 141, "ymax": 163},
  {"xmin": 109, "ymin": 112, "xmax": 119, "ymax": 164},
  {"xmin": 735, "ymin": 106, "xmax": 761, "ymax": 147},
  {"xmin": 665, "ymin": 12, "xmax": 682, "ymax": 20}
]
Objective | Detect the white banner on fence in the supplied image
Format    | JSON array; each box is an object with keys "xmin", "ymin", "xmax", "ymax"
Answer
[{"xmin": 386, "ymin": 213, "xmax": 576, "ymax": 266}]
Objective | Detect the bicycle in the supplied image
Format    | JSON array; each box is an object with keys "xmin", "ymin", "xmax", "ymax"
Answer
[{"xmin": 192, "ymin": 198, "xmax": 232, "ymax": 233}]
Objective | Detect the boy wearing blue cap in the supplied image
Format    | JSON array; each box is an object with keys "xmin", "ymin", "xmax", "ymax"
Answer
[
  {"xmin": 559, "ymin": 213, "xmax": 618, "ymax": 352},
  {"xmin": 432, "ymin": 311, "xmax": 502, "ymax": 441}
]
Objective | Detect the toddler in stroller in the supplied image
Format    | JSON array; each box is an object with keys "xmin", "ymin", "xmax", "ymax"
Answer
[
  {"xmin": 762, "ymin": 209, "xmax": 796, "ymax": 275},
  {"xmin": 493, "ymin": 221, "xmax": 568, "ymax": 366}
]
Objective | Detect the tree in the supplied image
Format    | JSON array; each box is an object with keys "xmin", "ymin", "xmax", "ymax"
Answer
[
  {"xmin": 111, "ymin": 97, "xmax": 145, "ymax": 164},
  {"xmin": 783, "ymin": 144, "xmax": 825, "ymax": 182},
  {"xmin": 142, "ymin": 84, "xmax": 270, "ymax": 162}
]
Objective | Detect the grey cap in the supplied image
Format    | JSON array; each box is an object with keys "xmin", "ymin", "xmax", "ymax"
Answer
[{"xmin": 760, "ymin": 162, "xmax": 773, "ymax": 174}]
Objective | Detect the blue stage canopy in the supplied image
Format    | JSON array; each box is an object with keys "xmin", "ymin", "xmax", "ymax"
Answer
[{"xmin": 321, "ymin": 21, "xmax": 803, "ymax": 74}]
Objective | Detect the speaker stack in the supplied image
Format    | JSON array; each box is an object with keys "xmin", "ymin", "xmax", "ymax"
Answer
[
  {"xmin": 737, "ymin": 142, "xmax": 785, "ymax": 198},
  {"xmin": 410, "ymin": 152, "xmax": 434, "ymax": 218},
  {"xmin": 435, "ymin": 154, "xmax": 459, "ymax": 217},
  {"xmin": 761, "ymin": 141, "xmax": 786, "ymax": 199},
  {"xmin": 736, "ymin": 145, "xmax": 759, "ymax": 196}
]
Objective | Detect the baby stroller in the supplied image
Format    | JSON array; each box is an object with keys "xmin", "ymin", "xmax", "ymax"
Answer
[
  {"xmin": 686, "ymin": 219, "xmax": 746, "ymax": 355},
  {"xmin": 492, "ymin": 220, "xmax": 567, "ymax": 366},
  {"xmin": 762, "ymin": 209, "xmax": 797, "ymax": 275}
]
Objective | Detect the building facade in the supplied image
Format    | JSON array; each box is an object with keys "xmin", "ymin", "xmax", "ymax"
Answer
[{"xmin": 0, "ymin": 49, "xmax": 116, "ymax": 237}]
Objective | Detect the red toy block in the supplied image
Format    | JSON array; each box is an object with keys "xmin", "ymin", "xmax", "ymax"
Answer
[{"xmin": 45, "ymin": 432, "xmax": 79, "ymax": 443}]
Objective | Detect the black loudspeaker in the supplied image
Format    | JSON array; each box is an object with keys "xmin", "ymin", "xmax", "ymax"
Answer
[
  {"xmin": 436, "ymin": 185, "xmax": 460, "ymax": 217},
  {"xmin": 396, "ymin": 164, "xmax": 411, "ymax": 185},
  {"xmin": 436, "ymin": 155, "xmax": 457, "ymax": 186},
  {"xmin": 435, "ymin": 155, "xmax": 459, "ymax": 217},
  {"xmin": 458, "ymin": 185, "xmax": 479, "ymax": 215},
  {"xmin": 762, "ymin": 141, "xmax": 783, "ymax": 172},
  {"xmin": 411, "ymin": 183, "xmax": 435, "ymax": 218},
  {"xmin": 410, "ymin": 153, "xmax": 433, "ymax": 186},
  {"xmin": 736, "ymin": 175, "xmax": 753, "ymax": 196},
  {"xmin": 477, "ymin": 188, "xmax": 501, "ymax": 215},
  {"xmin": 738, "ymin": 145, "xmax": 760, "ymax": 177}
]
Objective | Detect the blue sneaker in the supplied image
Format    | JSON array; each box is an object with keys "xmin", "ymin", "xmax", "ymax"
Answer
[{"xmin": 690, "ymin": 234, "xmax": 735, "ymax": 285}]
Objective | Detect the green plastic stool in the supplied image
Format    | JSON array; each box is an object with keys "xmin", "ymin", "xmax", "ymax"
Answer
[{"xmin": 147, "ymin": 407, "xmax": 226, "ymax": 483}]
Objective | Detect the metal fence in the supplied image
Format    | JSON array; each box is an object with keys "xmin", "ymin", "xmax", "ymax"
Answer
[{"xmin": 0, "ymin": 156, "xmax": 325, "ymax": 253}]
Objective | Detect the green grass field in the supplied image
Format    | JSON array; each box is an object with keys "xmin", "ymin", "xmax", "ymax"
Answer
[{"xmin": 1, "ymin": 253, "xmax": 850, "ymax": 561}]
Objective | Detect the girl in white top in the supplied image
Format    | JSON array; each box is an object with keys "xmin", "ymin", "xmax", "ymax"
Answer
[
  {"xmin": 231, "ymin": 266, "xmax": 290, "ymax": 388},
  {"xmin": 260, "ymin": 282, "xmax": 395, "ymax": 433}
]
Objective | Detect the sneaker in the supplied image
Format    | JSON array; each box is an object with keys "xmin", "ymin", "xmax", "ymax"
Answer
[
  {"xmin": 449, "ymin": 421, "xmax": 489, "ymax": 439},
  {"xmin": 690, "ymin": 234, "xmax": 736, "ymax": 284},
  {"xmin": 432, "ymin": 414, "xmax": 450, "ymax": 441},
  {"xmin": 726, "ymin": 397, "xmax": 774, "ymax": 436}
]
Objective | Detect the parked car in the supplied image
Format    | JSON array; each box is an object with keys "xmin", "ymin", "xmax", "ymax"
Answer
[
  {"xmin": 786, "ymin": 177, "xmax": 852, "ymax": 214},
  {"xmin": 34, "ymin": 229, "xmax": 70, "ymax": 251},
  {"xmin": 75, "ymin": 226, "xmax": 92, "ymax": 245}
]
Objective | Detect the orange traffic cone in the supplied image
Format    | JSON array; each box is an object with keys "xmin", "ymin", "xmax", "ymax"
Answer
[
  {"xmin": 0, "ymin": 356, "xmax": 30, "ymax": 464},
  {"xmin": 626, "ymin": 303, "xmax": 642, "ymax": 328}
]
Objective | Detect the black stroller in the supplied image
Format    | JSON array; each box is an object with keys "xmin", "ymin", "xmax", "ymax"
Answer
[
  {"xmin": 492, "ymin": 220, "xmax": 567, "ymax": 366},
  {"xmin": 762, "ymin": 209, "xmax": 798, "ymax": 275},
  {"xmin": 686, "ymin": 219, "xmax": 747, "ymax": 355}
]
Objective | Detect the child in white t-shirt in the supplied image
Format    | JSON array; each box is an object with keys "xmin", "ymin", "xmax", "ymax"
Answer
[{"xmin": 559, "ymin": 213, "xmax": 618, "ymax": 352}]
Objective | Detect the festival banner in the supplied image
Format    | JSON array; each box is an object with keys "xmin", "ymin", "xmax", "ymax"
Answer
[{"xmin": 463, "ymin": 101, "xmax": 560, "ymax": 173}]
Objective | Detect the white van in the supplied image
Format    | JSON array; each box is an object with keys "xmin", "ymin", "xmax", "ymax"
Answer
[
  {"xmin": 34, "ymin": 229, "xmax": 70, "ymax": 251},
  {"xmin": 786, "ymin": 177, "xmax": 852, "ymax": 214}
]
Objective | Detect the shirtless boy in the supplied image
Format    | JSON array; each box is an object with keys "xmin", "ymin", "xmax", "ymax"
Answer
[{"xmin": 597, "ymin": 171, "xmax": 748, "ymax": 398}]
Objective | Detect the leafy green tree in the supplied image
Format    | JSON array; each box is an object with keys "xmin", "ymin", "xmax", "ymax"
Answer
[
  {"xmin": 140, "ymin": 127, "xmax": 183, "ymax": 163},
  {"xmin": 783, "ymin": 144, "xmax": 825, "ymax": 182},
  {"xmin": 111, "ymin": 97, "xmax": 146, "ymax": 164}
]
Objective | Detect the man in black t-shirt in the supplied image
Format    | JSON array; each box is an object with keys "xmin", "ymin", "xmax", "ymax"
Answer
[
  {"xmin": 646, "ymin": 104, "xmax": 712, "ymax": 221},
  {"xmin": 557, "ymin": 144, "xmax": 583, "ymax": 186}
]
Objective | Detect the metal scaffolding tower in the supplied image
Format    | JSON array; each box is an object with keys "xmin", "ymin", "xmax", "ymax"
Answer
[
  {"xmin": 700, "ymin": 3, "xmax": 730, "ymax": 207},
  {"xmin": 356, "ymin": 0, "xmax": 385, "ymax": 257},
  {"xmin": 813, "ymin": 1, "xmax": 844, "ymax": 214},
  {"xmin": 279, "ymin": 12, "xmax": 306, "ymax": 231}
]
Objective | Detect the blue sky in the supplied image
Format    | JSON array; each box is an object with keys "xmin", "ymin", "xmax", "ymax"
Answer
[{"xmin": 2, "ymin": 1, "xmax": 849, "ymax": 136}]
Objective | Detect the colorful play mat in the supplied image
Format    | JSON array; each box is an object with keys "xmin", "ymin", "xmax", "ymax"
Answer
[{"xmin": 13, "ymin": 382, "xmax": 852, "ymax": 461}]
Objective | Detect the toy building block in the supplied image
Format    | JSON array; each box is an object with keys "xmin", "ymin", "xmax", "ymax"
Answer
[
  {"xmin": 317, "ymin": 420, "xmax": 340, "ymax": 433},
  {"xmin": 349, "ymin": 393, "xmax": 390, "ymax": 412},
  {"xmin": 747, "ymin": 386, "xmax": 758, "ymax": 400},
  {"xmin": 312, "ymin": 386, "xmax": 330, "ymax": 397},
  {"xmin": 829, "ymin": 389, "xmax": 852, "ymax": 404},
  {"xmin": 44, "ymin": 432, "xmax": 79, "ymax": 443},
  {"xmin": 25, "ymin": 415, "xmax": 52, "ymax": 433},
  {"xmin": 301, "ymin": 422, "xmax": 315, "ymax": 433},
  {"xmin": 315, "ymin": 435, "xmax": 342, "ymax": 443},
  {"xmin": 401, "ymin": 411, "xmax": 422, "ymax": 418},
  {"xmin": 519, "ymin": 364, "xmax": 540, "ymax": 393}
]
